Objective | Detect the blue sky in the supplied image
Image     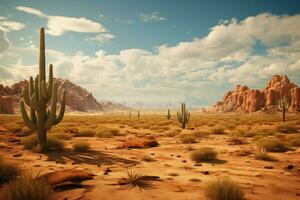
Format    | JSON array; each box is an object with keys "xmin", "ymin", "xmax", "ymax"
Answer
[{"xmin": 0, "ymin": 0, "xmax": 300, "ymax": 107}]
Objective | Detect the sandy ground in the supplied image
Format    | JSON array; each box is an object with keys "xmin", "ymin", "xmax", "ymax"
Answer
[{"xmin": 0, "ymin": 113, "xmax": 300, "ymax": 200}]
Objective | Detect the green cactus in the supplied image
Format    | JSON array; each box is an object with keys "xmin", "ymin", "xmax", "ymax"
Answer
[
  {"xmin": 278, "ymin": 96, "xmax": 290, "ymax": 123},
  {"xmin": 137, "ymin": 110, "xmax": 140, "ymax": 119},
  {"xmin": 20, "ymin": 27, "xmax": 66, "ymax": 151},
  {"xmin": 166, "ymin": 109, "xmax": 171, "ymax": 119},
  {"xmin": 177, "ymin": 102, "xmax": 190, "ymax": 129}
]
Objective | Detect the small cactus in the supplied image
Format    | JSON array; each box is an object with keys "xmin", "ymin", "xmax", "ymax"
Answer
[
  {"xmin": 278, "ymin": 96, "xmax": 290, "ymax": 123},
  {"xmin": 177, "ymin": 102, "xmax": 190, "ymax": 129},
  {"xmin": 137, "ymin": 110, "xmax": 140, "ymax": 119},
  {"xmin": 20, "ymin": 27, "xmax": 66, "ymax": 151},
  {"xmin": 166, "ymin": 109, "xmax": 171, "ymax": 119}
]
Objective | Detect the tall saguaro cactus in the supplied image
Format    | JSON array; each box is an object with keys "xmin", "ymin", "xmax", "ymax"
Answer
[
  {"xmin": 20, "ymin": 27, "xmax": 67, "ymax": 151},
  {"xmin": 166, "ymin": 109, "xmax": 171, "ymax": 119},
  {"xmin": 177, "ymin": 102, "xmax": 190, "ymax": 129},
  {"xmin": 278, "ymin": 96, "xmax": 290, "ymax": 123}
]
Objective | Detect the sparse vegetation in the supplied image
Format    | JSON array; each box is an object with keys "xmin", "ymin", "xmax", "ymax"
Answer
[
  {"xmin": 254, "ymin": 147, "xmax": 272, "ymax": 161},
  {"xmin": 256, "ymin": 137, "xmax": 289, "ymax": 152},
  {"xmin": 179, "ymin": 133, "xmax": 197, "ymax": 144},
  {"xmin": 204, "ymin": 177, "xmax": 244, "ymax": 200},
  {"xmin": 22, "ymin": 135, "xmax": 64, "ymax": 151},
  {"xmin": 276, "ymin": 122, "xmax": 297, "ymax": 133},
  {"xmin": 191, "ymin": 147, "xmax": 217, "ymax": 162},
  {"xmin": 120, "ymin": 169, "xmax": 149, "ymax": 189},
  {"xmin": 73, "ymin": 141, "xmax": 90, "ymax": 152},
  {"xmin": 76, "ymin": 128, "xmax": 96, "ymax": 137},
  {"xmin": 96, "ymin": 128, "xmax": 120, "ymax": 138},
  {"xmin": 0, "ymin": 173, "xmax": 54, "ymax": 200},
  {"xmin": 0, "ymin": 158, "xmax": 21, "ymax": 184},
  {"xmin": 211, "ymin": 125, "xmax": 226, "ymax": 134}
]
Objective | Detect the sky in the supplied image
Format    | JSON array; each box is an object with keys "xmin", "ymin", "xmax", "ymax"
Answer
[{"xmin": 0, "ymin": 0, "xmax": 300, "ymax": 107}]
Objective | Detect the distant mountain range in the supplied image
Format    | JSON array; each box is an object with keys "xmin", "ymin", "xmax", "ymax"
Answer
[{"xmin": 0, "ymin": 78, "xmax": 129, "ymax": 114}]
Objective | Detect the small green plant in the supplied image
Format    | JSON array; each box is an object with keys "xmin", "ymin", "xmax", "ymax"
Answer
[
  {"xmin": 0, "ymin": 158, "xmax": 21, "ymax": 184},
  {"xmin": 254, "ymin": 147, "xmax": 272, "ymax": 161},
  {"xmin": 166, "ymin": 109, "xmax": 171, "ymax": 119},
  {"xmin": 73, "ymin": 141, "xmax": 90, "ymax": 152},
  {"xmin": 276, "ymin": 122, "xmax": 297, "ymax": 133},
  {"xmin": 211, "ymin": 125, "xmax": 226, "ymax": 134},
  {"xmin": 177, "ymin": 102, "xmax": 190, "ymax": 129},
  {"xmin": 76, "ymin": 128, "xmax": 96, "ymax": 137},
  {"xmin": 120, "ymin": 169, "xmax": 148, "ymax": 189},
  {"xmin": 204, "ymin": 177, "xmax": 244, "ymax": 200},
  {"xmin": 191, "ymin": 147, "xmax": 217, "ymax": 162},
  {"xmin": 0, "ymin": 173, "xmax": 54, "ymax": 200},
  {"xmin": 256, "ymin": 137, "xmax": 289, "ymax": 152}
]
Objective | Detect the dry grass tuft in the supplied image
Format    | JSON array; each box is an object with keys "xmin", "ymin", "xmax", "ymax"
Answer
[
  {"xmin": 191, "ymin": 147, "xmax": 217, "ymax": 162},
  {"xmin": 204, "ymin": 177, "xmax": 244, "ymax": 200}
]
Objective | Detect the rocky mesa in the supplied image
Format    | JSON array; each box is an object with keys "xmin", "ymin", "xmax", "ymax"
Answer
[
  {"xmin": 214, "ymin": 75, "xmax": 300, "ymax": 113},
  {"xmin": 0, "ymin": 78, "xmax": 127, "ymax": 114}
]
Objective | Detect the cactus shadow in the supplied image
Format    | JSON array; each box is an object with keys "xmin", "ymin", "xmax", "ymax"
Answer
[{"xmin": 45, "ymin": 150, "xmax": 139, "ymax": 166}]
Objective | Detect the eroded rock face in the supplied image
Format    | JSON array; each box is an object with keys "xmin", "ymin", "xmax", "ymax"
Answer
[
  {"xmin": 0, "ymin": 78, "xmax": 102, "ymax": 113},
  {"xmin": 214, "ymin": 75, "xmax": 300, "ymax": 112},
  {"xmin": 0, "ymin": 96, "xmax": 14, "ymax": 114}
]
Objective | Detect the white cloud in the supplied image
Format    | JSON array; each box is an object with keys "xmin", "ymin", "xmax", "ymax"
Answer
[
  {"xmin": 0, "ymin": 16, "xmax": 25, "ymax": 32},
  {"xmin": 2, "ymin": 13, "xmax": 300, "ymax": 106},
  {"xmin": 139, "ymin": 12, "xmax": 167, "ymax": 22},
  {"xmin": 87, "ymin": 33, "xmax": 115, "ymax": 43},
  {"xmin": 16, "ymin": 6, "xmax": 46, "ymax": 17},
  {"xmin": 16, "ymin": 6, "xmax": 108, "ymax": 36}
]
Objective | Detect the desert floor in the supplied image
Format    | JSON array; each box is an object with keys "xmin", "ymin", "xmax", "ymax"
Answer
[{"xmin": 0, "ymin": 112, "xmax": 300, "ymax": 200}]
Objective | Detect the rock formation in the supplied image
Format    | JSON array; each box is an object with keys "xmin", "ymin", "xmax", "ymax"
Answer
[
  {"xmin": 0, "ymin": 79, "xmax": 103, "ymax": 113},
  {"xmin": 214, "ymin": 75, "xmax": 300, "ymax": 113}
]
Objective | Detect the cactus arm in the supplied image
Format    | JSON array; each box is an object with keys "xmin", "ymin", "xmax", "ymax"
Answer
[
  {"xmin": 22, "ymin": 88, "xmax": 31, "ymax": 106},
  {"xmin": 39, "ymin": 27, "xmax": 46, "ymax": 81},
  {"xmin": 30, "ymin": 93, "xmax": 39, "ymax": 111},
  {"xmin": 29, "ymin": 76, "xmax": 34, "ymax": 96},
  {"xmin": 41, "ymin": 81, "xmax": 48, "ymax": 100},
  {"xmin": 20, "ymin": 101, "xmax": 36, "ymax": 130},
  {"xmin": 30, "ymin": 108, "xmax": 37, "ymax": 125},
  {"xmin": 34, "ymin": 75, "xmax": 39, "ymax": 102},
  {"xmin": 47, "ymin": 64, "xmax": 53, "ymax": 101},
  {"xmin": 44, "ymin": 82, "xmax": 58, "ymax": 130},
  {"xmin": 53, "ymin": 89, "xmax": 66, "ymax": 125}
]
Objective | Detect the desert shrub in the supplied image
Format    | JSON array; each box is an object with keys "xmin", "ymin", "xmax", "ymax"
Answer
[
  {"xmin": 96, "ymin": 128, "xmax": 120, "ymax": 138},
  {"xmin": 22, "ymin": 135, "xmax": 64, "ymax": 151},
  {"xmin": 211, "ymin": 125, "xmax": 226, "ymax": 134},
  {"xmin": 21, "ymin": 135, "xmax": 38, "ymax": 150},
  {"xmin": 165, "ymin": 129, "xmax": 181, "ymax": 137},
  {"xmin": 0, "ymin": 158, "xmax": 21, "ymax": 184},
  {"xmin": 287, "ymin": 135, "xmax": 300, "ymax": 147},
  {"xmin": 72, "ymin": 141, "xmax": 90, "ymax": 152},
  {"xmin": 179, "ymin": 133, "xmax": 197, "ymax": 144},
  {"xmin": 254, "ymin": 147, "xmax": 272, "ymax": 161},
  {"xmin": 76, "ymin": 128, "xmax": 96, "ymax": 137},
  {"xmin": 0, "ymin": 174, "xmax": 53, "ymax": 200},
  {"xmin": 192, "ymin": 130, "xmax": 210, "ymax": 138},
  {"xmin": 256, "ymin": 137, "xmax": 289, "ymax": 152},
  {"xmin": 276, "ymin": 122, "xmax": 298, "ymax": 133},
  {"xmin": 120, "ymin": 169, "xmax": 149, "ymax": 189},
  {"xmin": 273, "ymin": 132, "xmax": 286, "ymax": 140},
  {"xmin": 228, "ymin": 132, "xmax": 245, "ymax": 145},
  {"xmin": 191, "ymin": 147, "xmax": 217, "ymax": 162},
  {"xmin": 204, "ymin": 177, "xmax": 244, "ymax": 200}
]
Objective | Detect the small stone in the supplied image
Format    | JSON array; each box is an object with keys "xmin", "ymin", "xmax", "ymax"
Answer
[
  {"xmin": 296, "ymin": 193, "xmax": 300, "ymax": 196},
  {"xmin": 245, "ymin": 160, "xmax": 251, "ymax": 163},
  {"xmin": 177, "ymin": 155, "xmax": 181, "ymax": 158},
  {"xmin": 33, "ymin": 164, "xmax": 41, "ymax": 167},
  {"xmin": 194, "ymin": 163, "xmax": 202, "ymax": 166},
  {"xmin": 103, "ymin": 167, "xmax": 112, "ymax": 175},
  {"xmin": 150, "ymin": 153, "xmax": 155, "ymax": 155},
  {"xmin": 202, "ymin": 171, "xmax": 209, "ymax": 175},
  {"xmin": 264, "ymin": 166, "xmax": 274, "ymax": 169},
  {"xmin": 253, "ymin": 172, "xmax": 262, "ymax": 177},
  {"xmin": 286, "ymin": 164, "xmax": 294, "ymax": 170},
  {"xmin": 71, "ymin": 162, "xmax": 76, "ymax": 165},
  {"xmin": 182, "ymin": 160, "xmax": 187, "ymax": 163},
  {"xmin": 13, "ymin": 153, "xmax": 22, "ymax": 157}
]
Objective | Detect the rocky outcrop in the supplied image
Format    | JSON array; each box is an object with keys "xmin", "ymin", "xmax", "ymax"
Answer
[
  {"xmin": 0, "ymin": 96, "xmax": 14, "ymax": 114},
  {"xmin": 0, "ymin": 79, "xmax": 103, "ymax": 113},
  {"xmin": 214, "ymin": 75, "xmax": 300, "ymax": 112}
]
